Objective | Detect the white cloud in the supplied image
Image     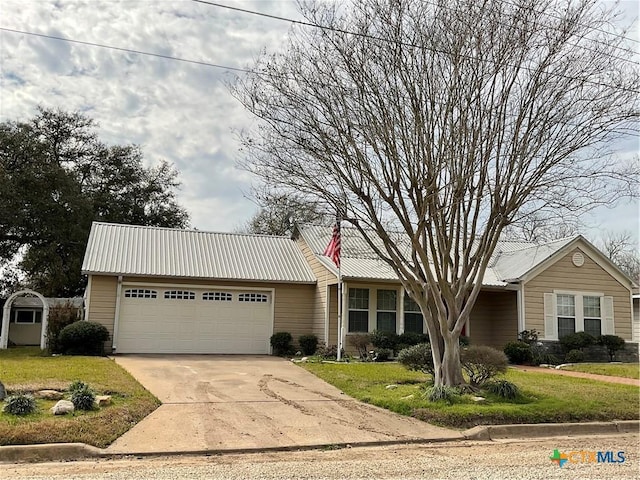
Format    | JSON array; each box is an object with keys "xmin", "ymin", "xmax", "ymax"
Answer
[{"xmin": 0, "ymin": 0, "xmax": 637, "ymax": 244}]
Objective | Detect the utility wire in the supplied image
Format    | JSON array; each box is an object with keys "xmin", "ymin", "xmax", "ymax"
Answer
[
  {"xmin": 0, "ymin": 27, "xmax": 252, "ymax": 73},
  {"xmin": 194, "ymin": 0, "xmax": 639, "ymax": 61},
  {"xmin": 192, "ymin": 0, "xmax": 640, "ymax": 94}
]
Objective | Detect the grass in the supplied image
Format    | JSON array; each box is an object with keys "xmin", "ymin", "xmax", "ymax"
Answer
[
  {"xmin": 560, "ymin": 363, "xmax": 639, "ymax": 380},
  {"xmin": 301, "ymin": 362, "xmax": 640, "ymax": 429},
  {"xmin": 0, "ymin": 347, "xmax": 159, "ymax": 448}
]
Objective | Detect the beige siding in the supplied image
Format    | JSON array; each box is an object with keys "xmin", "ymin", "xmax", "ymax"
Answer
[
  {"xmin": 296, "ymin": 237, "xmax": 337, "ymax": 345},
  {"xmin": 86, "ymin": 275, "xmax": 118, "ymax": 350},
  {"xmin": 469, "ymin": 290, "xmax": 518, "ymax": 349},
  {"xmin": 634, "ymin": 298, "xmax": 639, "ymax": 342},
  {"xmin": 524, "ymin": 247, "xmax": 632, "ymax": 340},
  {"xmin": 87, "ymin": 275, "xmax": 318, "ymax": 351}
]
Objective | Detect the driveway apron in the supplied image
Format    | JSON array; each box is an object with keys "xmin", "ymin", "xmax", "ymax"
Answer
[{"xmin": 107, "ymin": 355, "xmax": 461, "ymax": 454}]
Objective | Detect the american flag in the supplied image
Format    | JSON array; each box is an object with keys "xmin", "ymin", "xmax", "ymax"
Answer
[{"xmin": 323, "ymin": 223, "xmax": 341, "ymax": 268}]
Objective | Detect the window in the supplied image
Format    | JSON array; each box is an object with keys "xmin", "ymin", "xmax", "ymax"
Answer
[
  {"xmin": 13, "ymin": 310, "xmax": 42, "ymax": 324},
  {"xmin": 348, "ymin": 288, "xmax": 369, "ymax": 332},
  {"xmin": 583, "ymin": 296, "xmax": 602, "ymax": 338},
  {"xmin": 238, "ymin": 293, "xmax": 269, "ymax": 303},
  {"xmin": 203, "ymin": 292, "xmax": 233, "ymax": 301},
  {"xmin": 376, "ymin": 290, "xmax": 397, "ymax": 332},
  {"xmin": 163, "ymin": 290, "xmax": 195, "ymax": 300},
  {"xmin": 124, "ymin": 289, "xmax": 157, "ymax": 299},
  {"xmin": 403, "ymin": 295, "xmax": 423, "ymax": 334},
  {"xmin": 556, "ymin": 294, "xmax": 576, "ymax": 338}
]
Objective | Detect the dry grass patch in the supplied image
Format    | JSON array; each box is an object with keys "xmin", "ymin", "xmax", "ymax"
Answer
[{"xmin": 0, "ymin": 347, "xmax": 159, "ymax": 448}]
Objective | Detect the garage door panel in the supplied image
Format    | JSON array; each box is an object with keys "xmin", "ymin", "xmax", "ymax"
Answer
[{"xmin": 117, "ymin": 287, "xmax": 272, "ymax": 354}]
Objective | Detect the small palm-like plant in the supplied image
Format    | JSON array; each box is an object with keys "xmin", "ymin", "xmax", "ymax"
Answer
[
  {"xmin": 71, "ymin": 384, "xmax": 96, "ymax": 411},
  {"xmin": 486, "ymin": 380, "xmax": 520, "ymax": 400},
  {"xmin": 4, "ymin": 393, "xmax": 37, "ymax": 416}
]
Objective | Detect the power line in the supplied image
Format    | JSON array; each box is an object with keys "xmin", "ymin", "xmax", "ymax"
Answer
[
  {"xmin": 192, "ymin": 0, "xmax": 640, "ymax": 95},
  {"xmin": 194, "ymin": 0, "xmax": 639, "ymax": 60},
  {"xmin": 0, "ymin": 27, "xmax": 252, "ymax": 73}
]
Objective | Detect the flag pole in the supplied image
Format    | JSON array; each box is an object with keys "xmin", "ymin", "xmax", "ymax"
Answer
[{"xmin": 336, "ymin": 215, "xmax": 343, "ymax": 361}]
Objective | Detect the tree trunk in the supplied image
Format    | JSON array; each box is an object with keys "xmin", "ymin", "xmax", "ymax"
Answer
[{"xmin": 433, "ymin": 331, "xmax": 465, "ymax": 387}]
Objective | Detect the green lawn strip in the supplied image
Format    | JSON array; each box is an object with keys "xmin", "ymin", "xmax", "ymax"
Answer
[
  {"xmin": 560, "ymin": 363, "xmax": 639, "ymax": 380},
  {"xmin": 301, "ymin": 363, "xmax": 639, "ymax": 429},
  {"xmin": 0, "ymin": 348, "xmax": 160, "ymax": 448}
]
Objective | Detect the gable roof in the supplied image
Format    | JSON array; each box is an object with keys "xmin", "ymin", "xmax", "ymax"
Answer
[
  {"xmin": 297, "ymin": 225, "xmax": 632, "ymax": 289},
  {"xmin": 82, "ymin": 222, "xmax": 316, "ymax": 284}
]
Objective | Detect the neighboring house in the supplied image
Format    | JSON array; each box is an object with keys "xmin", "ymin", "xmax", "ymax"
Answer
[
  {"xmin": 633, "ymin": 289, "xmax": 639, "ymax": 345},
  {"xmin": 0, "ymin": 295, "xmax": 83, "ymax": 347},
  {"xmin": 78, "ymin": 222, "xmax": 636, "ymax": 355}
]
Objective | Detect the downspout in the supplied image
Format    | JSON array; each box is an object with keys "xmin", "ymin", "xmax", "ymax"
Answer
[
  {"xmin": 517, "ymin": 283, "xmax": 525, "ymax": 335},
  {"xmin": 324, "ymin": 283, "xmax": 330, "ymax": 347},
  {"xmin": 112, "ymin": 275, "xmax": 123, "ymax": 352}
]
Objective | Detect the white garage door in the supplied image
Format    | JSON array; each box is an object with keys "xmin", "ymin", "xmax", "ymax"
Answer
[{"xmin": 116, "ymin": 286, "xmax": 273, "ymax": 354}]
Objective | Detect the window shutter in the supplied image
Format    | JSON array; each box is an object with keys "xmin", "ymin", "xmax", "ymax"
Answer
[
  {"xmin": 602, "ymin": 296, "xmax": 615, "ymax": 335},
  {"xmin": 544, "ymin": 293, "xmax": 557, "ymax": 340}
]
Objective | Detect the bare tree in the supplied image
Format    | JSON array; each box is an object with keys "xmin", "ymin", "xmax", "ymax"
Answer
[
  {"xmin": 239, "ymin": 187, "xmax": 331, "ymax": 236},
  {"xmin": 233, "ymin": 0, "xmax": 639, "ymax": 386},
  {"xmin": 599, "ymin": 231, "xmax": 640, "ymax": 282}
]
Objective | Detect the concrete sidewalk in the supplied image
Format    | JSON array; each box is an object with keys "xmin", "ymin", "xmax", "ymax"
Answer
[{"xmin": 513, "ymin": 365, "xmax": 640, "ymax": 387}]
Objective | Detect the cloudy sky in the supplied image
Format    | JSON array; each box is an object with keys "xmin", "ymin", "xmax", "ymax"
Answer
[{"xmin": 0, "ymin": 0, "xmax": 638, "ymax": 242}]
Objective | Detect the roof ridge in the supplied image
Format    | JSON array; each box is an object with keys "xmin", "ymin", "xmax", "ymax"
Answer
[{"xmin": 92, "ymin": 222, "xmax": 291, "ymax": 240}]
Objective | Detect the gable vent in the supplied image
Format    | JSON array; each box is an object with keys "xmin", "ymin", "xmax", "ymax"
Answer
[{"xmin": 572, "ymin": 252, "xmax": 585, "ymax": 267}]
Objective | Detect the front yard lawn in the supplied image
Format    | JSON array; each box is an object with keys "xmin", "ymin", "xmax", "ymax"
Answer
[
  {"xmin": 0, "ymin": 347, "xmax": 159, "ymax": 448},
  {"xmin": 560, "ymin": 363, "xmax": 639, "ymax": 380},
  {"xmin": 302, "ymin": 362, "xmax": 639, "ymax": 429}
]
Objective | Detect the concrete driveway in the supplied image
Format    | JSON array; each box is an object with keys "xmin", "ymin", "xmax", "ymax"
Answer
[{"xmin": 107, "ymin": 355, "xmax": 461, "ymax": 454}]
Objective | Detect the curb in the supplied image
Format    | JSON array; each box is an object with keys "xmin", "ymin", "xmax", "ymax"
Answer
[
  {"xmin": 462, "ymin": 420, "xmax": 640, "ymax": 441},
  {"xmin": 2, "ymin": 421, "xmax": 638, "ymax": 464},
  {"xmin": 0, "ymin": 443, "xmax": 102, "ymax": 463}
]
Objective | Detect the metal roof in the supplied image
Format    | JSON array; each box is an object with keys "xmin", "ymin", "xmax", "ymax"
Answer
[
  {"xmin": 82, "ymin": 222, "xmax": 316, "ymax": 284},
  {"xmin": 298, "ymin": 224, "xmax": 578, "ymax": 287}
]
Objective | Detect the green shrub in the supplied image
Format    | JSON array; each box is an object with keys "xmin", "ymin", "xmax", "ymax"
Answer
[
  {"xmin": 58, "ymin": 321, "xmax": 109, "ymax": 355},
  {"xmin": 316, "ymin": 344, "xmax": 345, "ymax": 360},
  {"xmin": 397, "ymin": 343, "xmax": 434, "ymax": 376},
  {"xmin": 270, "ymin": 332, "xmax": 293, "ymax": 356},
  {"xmin": 518, "ymin": 329, "xmax": 540, "ymax": 345},
  {"xmin": 398, "ymin": 332, "xmax": 429, "ymax": 347},
  {"xmin": 298, "ymin": 334, "xmax": 319, "ymax": 356},
  {"xmin": 3, "ymin": 393, "xmax": 37, "ymax": 416},
  {"xmin": 559, "ymin": 331, "xmax": 595, "ymax": 353},
  {"xmin": 424, "ymin": 385, "xmax": 458, "ymax": 403},
  {"xmin": 46, "ymin": 301, "xmax": 80, "ymax": 353},
  {"xmin": 485, "ymin": 380, "xmax": 520, "ymax": 400},
  {"xmin": 374, "ymin": 348, "xmax": 393, "ymax": 362},
  {"xmin": 503, "ymin": 341, "xmax": 533, "ymax": 365},
  {"xmin": 71, "ymin": 383, "xmax": 96, "ymax": 411},
  {"xmin": 461, "ymin": 345, "xmax": 508, "ymax": 387},
  {"xmin": 347, "ymin": 334, "xmax": 371, "ymax": 359},
  {"xmin": 598, "ymin": 335, "xmax": 626, "ymax": 361},
  {"xmin": 459, "ymin": 335, "xmax": 470, "ymax": 346},
  {"xmin": 565, "ymin": 349, "xmax": 585, "ymax": 363},
  {"xmin": 370, "ymin": 330, "xmax": 400, "ymax": 352}
]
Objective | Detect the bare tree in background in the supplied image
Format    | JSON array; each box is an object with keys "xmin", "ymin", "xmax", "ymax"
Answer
[
  {"xmin": 599, "ymin": 231, "xmax": 640, "ymax": 282},
  {"xmin": 240, "ymin": 187, "xmax": 331, "ymax": 236},
  {"xmin": 233, "ymin": 0, "xmax": 639, "ymax": 386}
]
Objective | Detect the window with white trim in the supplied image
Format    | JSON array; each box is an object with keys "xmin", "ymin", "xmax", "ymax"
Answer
[
  {"xmin": 583, "ymin": 296, "xmax": 601, "ymax": 338},
  {"xmin": 556, "ymin": 294, "xmax": 576, "ymax": 339},
  {"xmin": 124, "ymin": 289, "xmax": 158, "ymax": 299},
  {"xmin": 163, "ymin": 290, "xmax": 195, "ymax": 300},
  {"xmin": 12, "ymin": 309, "xmax": 43, "ymax": 324},
  {"xmin": 348, "ymin": 288, "xmax": 369, "ymax": 332},
  {"xmin": 403, "ymin": 295, "xmax": 424, "ymax": 334},
  {"xmin": 376, "ymin": 289, "xmax": 397, "ymax": 332},
  {"xmin": 202, "ymin": 292, "xmax": 233, "ymax": 302},
  {"xmin": 238, "ymin": 293, "xmax": 269, "ymax": 303},
  {"xmin": 544, "ymin": 292, "xmax": 614, "ymax": 340}
]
